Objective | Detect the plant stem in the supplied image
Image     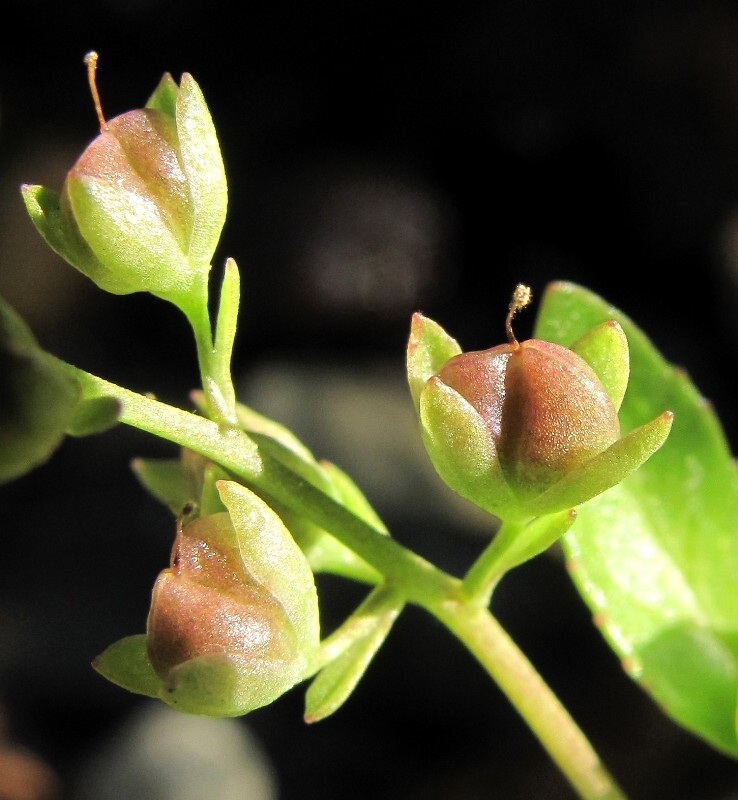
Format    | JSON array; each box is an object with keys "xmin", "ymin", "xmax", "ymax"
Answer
[
  {"xmin": 461, "ymin": 518, "xmax": 526, "ymax": 603},
  {"xmin": 61, "ymin": 361, "xmax": 628, "ymax": 800},
  {"xmin": 434, "ymin": 602, "xmax": 628, "ymax": 800},
  {"xmin": 182, "ymin": 282, "xmax": 238, "ymax": 426},
  {"xmin": 62, "ymin": 362, "xmax": 450, "ymax": 600},
  {"xmin": 462, "ymin": 510, "xmax": 577, "ymax": 607}
]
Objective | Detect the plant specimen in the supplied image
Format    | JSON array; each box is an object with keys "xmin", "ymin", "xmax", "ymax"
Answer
[{"xmin": 4, "ymin": 53, "xmax": 738, "ymax": 800}]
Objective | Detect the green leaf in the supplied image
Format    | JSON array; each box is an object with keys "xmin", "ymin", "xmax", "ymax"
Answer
[
  {"xmin": 0, "ymin": 296, "xmax": 81, "ymax": 483},
  {"xmin": 534, "ymin": 280, "xmax": 738, "ymax": 758}
]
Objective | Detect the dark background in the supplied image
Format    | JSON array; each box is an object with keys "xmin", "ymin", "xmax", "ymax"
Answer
[{"xmin": 3, "ymin": 2, "xmax": 738, "ymax": 798}]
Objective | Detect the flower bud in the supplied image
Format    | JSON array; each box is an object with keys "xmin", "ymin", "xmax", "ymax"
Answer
[
  {"xmin": 438, "ymin": 338, "xmax": 620, "ymax": 503},
  {"xmin": 407, "ymin": 286, "xmax": 673, "ymax": 521},
  {"xmin": 93, "ymin": 481, "xmax": 320, "ymax": 716},
  {"xmin": 22, "ymin": 54, "xmax": 227, "ymax": 311},
  {"xmin": 146, "ymin": 512, "xmax": 303, "ymax": 709}
]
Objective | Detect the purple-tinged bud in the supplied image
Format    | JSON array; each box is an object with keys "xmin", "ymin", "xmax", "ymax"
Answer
[
  {"xmin": 93, "ymin": 481, "xmax": 320, "ymax": 716},
  {"xmin": 438, "ymin": 338, "xmax": 620, "ymax": 503},
  {"xmin": 22, "ymin": 53, "xmax": 226, "ymax": 312},
  {"xmin": 407, "ymin": 285, "xmax": 673, "ymax": 521},
  {"xmin": 146, "ymin": 512, "xmax": 300, "ymax": 691}
]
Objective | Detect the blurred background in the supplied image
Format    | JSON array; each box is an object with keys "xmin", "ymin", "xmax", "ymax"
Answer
[{"xmin": 3, "ymin": 2, "xmax": 738, "ymax": 798}]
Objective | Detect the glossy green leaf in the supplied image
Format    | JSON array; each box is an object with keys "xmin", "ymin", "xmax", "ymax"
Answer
[{"xmin": 534, "ymin": 280, "xmax": 738, "ymax": 758}]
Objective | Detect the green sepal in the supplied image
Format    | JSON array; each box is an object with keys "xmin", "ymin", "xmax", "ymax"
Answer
[
  {"xmin": 176, "ymin": 73, "xmax": 228, "ymax": 273},
  {"xmin": 406, "ymin": 312, "xmax": 462, "ymax": 412},
  {"xmin": 418, "ymin": 376, "xmax": 519, "ymax": 520},
  {"xmin": 66, "ymin": 169, "xmax": 191, "ymax": 296},
  {"xmin": 217, "ymin": 480, "xmax": 320, "ymax": 664},
  {"xmin": 160, "ymin": 652, "xmax": 281, "ymax": 717},
  {"xmin": 92, "ymin": 634, "xmax": 161, "ymax": 699},
  {"xmin": 569, "ymin": 320, "xmax": 630, "ymax": 412},
  {"xmin": 526, "ymin": 411, "xmax": 674, "ymax": 518},
  {"xmin": 132, "ymin": 456, "xmax": 190, "ymax": 514},
  {"xmin": 20, "ymin": 185, "xmax": 118, "ymax": 291},
  {"xmin": 93, "ymin": 635, "xmax": 290, "ymax": 717},
  {"xmin": 132, "ymin": 450, "xmax": 205, "ymax": 515},
  {"xmin": 304, "ymin": 585, "xmax": 404, "ymax": 723},
  {"xmin": 146, "ymin": 72, "xmax": 179, "ymax": 116},
  {"xmin": 0, "ymin": 295, "xmax": 82, "ymax": 483}
]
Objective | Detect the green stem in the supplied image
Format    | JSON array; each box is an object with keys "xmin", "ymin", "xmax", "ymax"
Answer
[
  {"xmin": 62, "ymin": 361, "xmax": 449, "ymax": 602},
  {"xmin": 60, "ymin": 361, "xmax": 628, "ymax": 800},
  {"xmin": 461, "ymin": 518, "xmax": 526, "ymax": 604},
  {"xmin": 182, "ymin": 280, "xmax": 238, "ymax": 426},
  {"xmin": 434, "ymin": 602, "xmax": 628, "ymax": 800},
  {"xmin": 461, "ymin": 510, "xmax": 577, "ymax": 607},
  {"xmin": 211, "ymin": 258, "xmax": 240, "ymax": 419}
]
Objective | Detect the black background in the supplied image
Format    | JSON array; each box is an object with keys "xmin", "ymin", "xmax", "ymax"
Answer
[{"xmin": 3, "ymin": 2, "xmax": 738, "ymax": 798}]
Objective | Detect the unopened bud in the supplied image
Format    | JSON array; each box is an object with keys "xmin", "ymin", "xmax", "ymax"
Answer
[
  {"xmin": 22, "ymin": 52, "xmax": 227, "ymax": 311},
  {"xmin": 407, "ymin": 286, "xmax": 673, "ymax": 521}
]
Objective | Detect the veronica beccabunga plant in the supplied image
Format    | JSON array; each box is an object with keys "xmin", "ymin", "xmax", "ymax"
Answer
[{"xmin": 5, "ymin": 52, "xmax": 738, "ymax": 800}]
